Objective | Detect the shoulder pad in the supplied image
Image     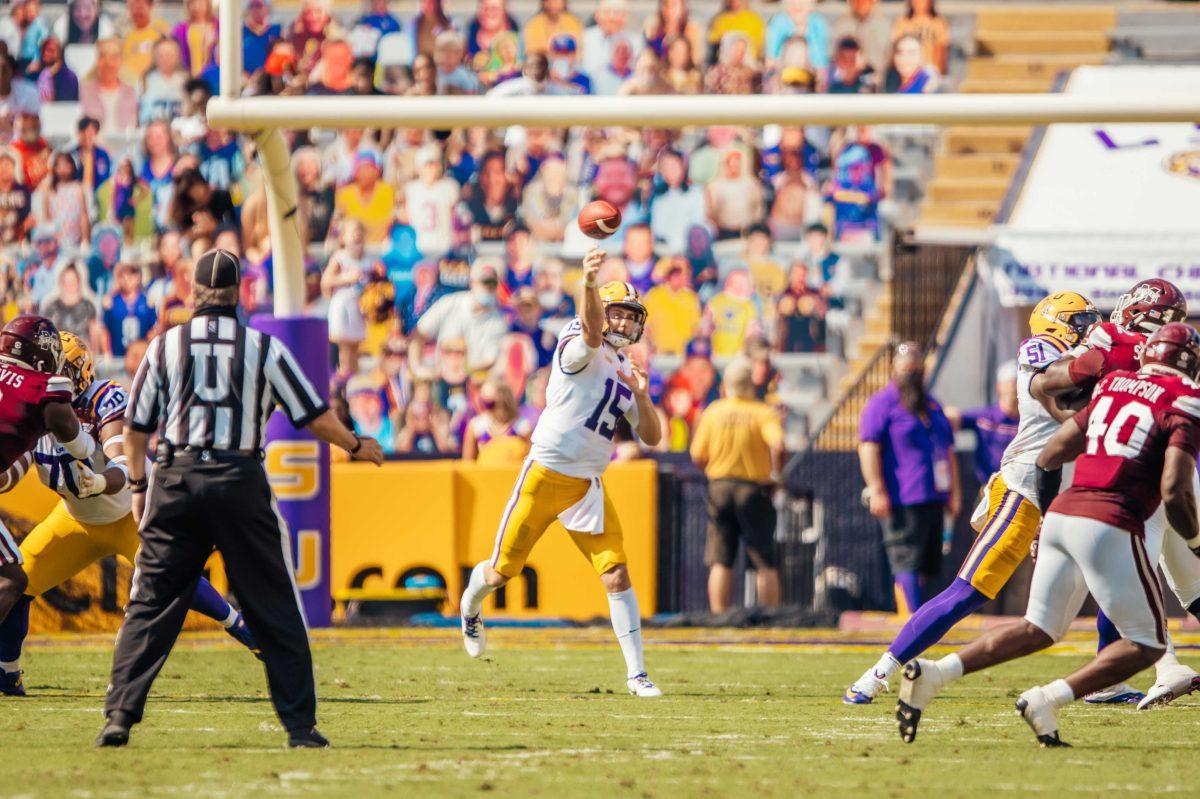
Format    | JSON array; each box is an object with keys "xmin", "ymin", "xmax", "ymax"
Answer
[
  {"xmin": 87, "ymin": 380, "xmax": 129, "ymax": 425},
  {"xmin": 1017, "ymin": 335, "xmax": 1068, "ymax": 370},
  {"xmin": 559, "ymin": 318, "xmax": 583, "ymax": 340},
  {"xmin": 1083, "ymin": 323, "xmax": 1117, "ymax": 351}
]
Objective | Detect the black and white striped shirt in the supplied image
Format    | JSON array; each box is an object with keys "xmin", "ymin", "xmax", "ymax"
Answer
[{"xmin": 126, "ymin": 308, "xmax": 328, "ymax": 451}]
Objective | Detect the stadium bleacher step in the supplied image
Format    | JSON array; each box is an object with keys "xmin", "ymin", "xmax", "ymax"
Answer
[
  {"xmin": 925, "ymin": 178, "xmax": 1010, "ymax": 203},
  {"xmin": 932, "ymin": 154, "xmax": 1020, "ymax": 180},
  {"xmin": 943, "ymin": 127, "xmax": 1031, "ymax": 155},
  {"xmin": 964, "ymin": 54, "xmax": 1105, "ymax": 82},
  {"xmin": 915, "ymin": 201, "xmax": 997, "ymax": 228},
  {"xmin": 974, "ymin": 7, "xmax": 1118, "ymax": 34},
  {"xmin": 976, "ymin": 31, "xmax": 1110, "ymax": 57},
  {"xmin": 959, "ymin": 77, "xmax": 1057, "ymax": 94}
]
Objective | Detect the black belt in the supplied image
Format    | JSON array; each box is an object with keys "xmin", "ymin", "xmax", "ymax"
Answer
[{"xmin": 157, "ymin": 442, "xmax": 264, "ymax": 466}]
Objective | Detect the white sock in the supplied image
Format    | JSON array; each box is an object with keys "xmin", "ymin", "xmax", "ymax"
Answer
[
  {"xmin": 1044, "ymin": 678, "xmax": 1076, "ymax": 708},
  {"xmin": 608, "ymin": 588, "xmax": 645, "ymax": 679},
  {"xmin": 874, "ymin": 652, "xmax": 902, "ymax": 680},
  {"xmin": 935, "ymin": 653, "xmax": 964, "ymax": 682},
  {"xmin": 461, "ymin": 562, "xmax": 497, "ymax": 617},
  {"xmin": 0, "ymin": 659, "xmax": 18, "ymax": 673},
  {"xmin": 1156, "ymin": 639, "xmax": 1181, "ymax": 674},
  {"xmin": 220, "ymin": 606, "xmax": 239, "ymax": 629}
]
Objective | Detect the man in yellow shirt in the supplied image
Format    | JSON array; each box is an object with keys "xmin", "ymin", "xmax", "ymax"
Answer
[
  {"xmin": 119, "ymin": 0, "xmax": 171, "ymax": 84},
  {"xmin": 642, "ymin": 260, "xmax": 701, "ymax": 356},
  {"xmin": 523, "ymin": 0, "xmax": 583, "ymax": 55},
  {"xmin": 690, "ymin": 358, "xmax": 785, "ymax": 613},
  {"xmin": 703, "ymin": 269, "xmax": 758, "ymax": 358},
  {"xmin": 334, "ymin": 151, "xmax": 396, "ymax": 245}
]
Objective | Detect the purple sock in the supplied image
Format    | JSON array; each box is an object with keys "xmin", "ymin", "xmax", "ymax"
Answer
[
  {"xmin": 889, "ymin": 578, "xmax": 990, "ymax": 664},
  {"xmin": 894, "ymin": 571, "xmax": 923, "ymax": 614},
  {"xmin": 190, "ymin": 579, "xmax": 234, "ymax": 625},
  {"xmin": 1096, "ymin": 609, "xmax": 1121, "ymax": 652},
  {"xmin": 0, "ymin": 595, "xmax": 31, "ymax": 664}
]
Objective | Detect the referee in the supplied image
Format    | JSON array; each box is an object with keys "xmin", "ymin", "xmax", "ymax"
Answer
[{"xmin": 97, "ymin": 249, "xmax": 384, "ymax": 749}]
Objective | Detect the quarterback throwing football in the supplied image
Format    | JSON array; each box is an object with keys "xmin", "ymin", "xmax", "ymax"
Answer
[{"xmin": 459, "ymin": 246, "xmax": 664, "ymax": 697}]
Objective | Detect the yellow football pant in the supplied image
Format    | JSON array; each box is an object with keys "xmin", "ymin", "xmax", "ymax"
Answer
[
  {"xmin": 19, "ymin": 503, "xmax": 140, "ymax": 597},
  {"xmin": 490, "ymin": 461, "xmax": 627, "ymax": 579},
  {"xmin": 957, "ymin": 473, "xmax": 1042, "ymax": 599}
]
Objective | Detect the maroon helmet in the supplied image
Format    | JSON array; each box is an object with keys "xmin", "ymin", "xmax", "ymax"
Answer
[
  {"xmin": 1140, "ymin": 322, "xmax": 1200, "ymax": 380},
  {"xmin": 0, "ymin": 315, "xmax": 64, "ymax": 374},
  {"xmin": 1111, "ymin": 278, "xmax": 1188, "ymax": 334}
]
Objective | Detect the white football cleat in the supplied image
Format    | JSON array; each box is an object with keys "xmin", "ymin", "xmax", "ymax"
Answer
[
  {"xmin": 896, "ymin": 659, "xmax": 947, "ymax": 743},
  {"xmin": 1137, "ymin": 664, "xmax": 1200, "ymax": 710},
  {"xmin": 843, "ymin": 669, "xmax": 889, "ymax": 705},
  {"xmin": 627, "ymin": 673, "xmax": 662, "ymax": 697},
  {"xmin": 1082, "ymin": 682, "xmax": 1144, "ymax": 705},
  {"xmin": 461, "ymin": 613, "xmax": 486, "ymax": 658},
  {"xmin": 1016, "ymin": 686, "xmax": 1070, "ymax": 747}
]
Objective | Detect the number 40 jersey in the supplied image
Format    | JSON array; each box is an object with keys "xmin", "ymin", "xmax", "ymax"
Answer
[
  {"xmin": 1052, "ymin": 369, "xmax": 1200, "ymax": 537},
  {"xmin": 529, "ymin": 319, "xmax": 640, "ymax": 479}
]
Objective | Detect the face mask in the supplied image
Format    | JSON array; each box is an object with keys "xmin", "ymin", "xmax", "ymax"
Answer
[
  {"xmin": 473, "ymin": 287, "xmax": 497, "ymax": 307},
  {"xmin": 550, "ymin": 58, "xmax": 572, "ymax": 78},
  {"xmin": 537, "ymin": 290, "xmax": 560, "ymax": 309}
]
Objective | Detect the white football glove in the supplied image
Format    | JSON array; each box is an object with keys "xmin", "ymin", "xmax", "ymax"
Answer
[{"xmin": 67, "ymin": 460, "xmax": 106, "ymax": 499}]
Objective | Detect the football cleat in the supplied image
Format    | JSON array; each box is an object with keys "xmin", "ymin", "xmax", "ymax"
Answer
[
  {"xmin": 95, "ymin": 711, "xmax": 134, "ymax": 748},
  {"xmin": 0, "ymin": 670, "xmax": 25, "ymax": 697},
  {"xmin": 287, "ymin": 727, "xmax": 331, "ymax": 748},
  {"xmin": 1083, "ymin": 683, "xmax": 1144, "ymax": 704},
  {"xmin": 627, "ymin": 672, "xmax": 662, "ymax": 697},
  {"xmin": 896, "ymin": 660, "xmax": 946, "ymax": 743},
  {"xmin": 226, "ymin": 613, "xmax": 264, "ymax": 660},
  {"xmin": 461, "ymin": 613, "xmax": 486, "ymax": 658},
  {"xmin": 1137, "ymin": 665, "xmax": 1200, "ymax": 710},
  {"xmin": 1016, "ymin": 688, "xmax": 1070, "ymax": 747},
  {"xmin": 843, "ymin": 670, "xmax": 889, "ymax": 705}
]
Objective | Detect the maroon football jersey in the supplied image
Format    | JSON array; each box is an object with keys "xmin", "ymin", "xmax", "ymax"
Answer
[
  {"xmin": 1067, "ymin": 322, "xmax": 1147, "ymax": 389},
  {"xmin": 1051, "ymin": 369, "xmax": 1200, "ymax": 535},
  {"xmin": 0, "ymin": 361, "xmax": 73, "ymax": 470}
]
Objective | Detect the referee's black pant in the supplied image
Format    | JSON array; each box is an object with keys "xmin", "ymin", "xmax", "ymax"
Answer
[{"xmin": 105, "ymin": 452, "xmax": 316, "ymax": 733}]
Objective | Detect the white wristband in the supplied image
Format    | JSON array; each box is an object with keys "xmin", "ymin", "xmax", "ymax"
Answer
[{"xmin": 62, "ymin": 429, "xmax": 96, "ymax": 460}]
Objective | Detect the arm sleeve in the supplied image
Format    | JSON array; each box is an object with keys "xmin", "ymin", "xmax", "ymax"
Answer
[
  {"xmin": 265, "ymin": 337, "xmax": 330, "ymax": 428},
  {"xmin": 126, "ymin": 336, "xmax": 164, "ymax": 434},
  {"xmin": 1067, "ymin": 348, "xmax": 1107, "ymax": 387},
  {"xmin": 858, "ymin": 394, "xmax": 886, "ymax": 444},
  {"xmin": 557, "ymin": 334, "xmax": 597, "ymax": 375}
]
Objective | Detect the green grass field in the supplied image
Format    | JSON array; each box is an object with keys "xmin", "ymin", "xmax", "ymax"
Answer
[{"xmin": 1, "ymin": 628, "xmax": 1197, "ymax": 798}]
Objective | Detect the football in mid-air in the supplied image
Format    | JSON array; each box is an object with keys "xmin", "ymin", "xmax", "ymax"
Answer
[{"xmin": 578, "ymin": 200, "xmax": 622, "ymax": 239}]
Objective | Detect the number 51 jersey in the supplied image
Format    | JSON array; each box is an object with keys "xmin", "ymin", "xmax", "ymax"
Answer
[{"xmin": 529, "ymin": 319, "xmax": 640, "ymax": 480}]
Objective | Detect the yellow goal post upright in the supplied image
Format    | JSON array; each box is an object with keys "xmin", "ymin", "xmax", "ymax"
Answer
[{"xmin": 208, "ymin": 0, "xmax": 1200, "ymax": 625}]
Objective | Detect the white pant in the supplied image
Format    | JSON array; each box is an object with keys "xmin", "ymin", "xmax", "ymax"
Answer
[
  {"xmin": 1144, "ymin": 468, "xmax": 1200, "ymax": 610},
  {"xmin": 1025, "ymin": 512, "xmax": 1167, "ymax": 648}
]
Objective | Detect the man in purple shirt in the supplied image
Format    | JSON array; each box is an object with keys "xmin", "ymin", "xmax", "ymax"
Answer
[
  {"xmin": 858, "ymin": 341, "xmax": 960, "ymax": 617},
  {"xmin": 954, "ymin": 362, "xmax": 1019, "ymax": 485}
]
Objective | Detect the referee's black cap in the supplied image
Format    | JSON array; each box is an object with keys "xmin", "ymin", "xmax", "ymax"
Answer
[{"xmin": 195, "ymin": 249, "xmax": 241, "ymax": 289}]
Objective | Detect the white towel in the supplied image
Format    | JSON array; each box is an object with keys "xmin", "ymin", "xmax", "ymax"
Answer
[
  {"xmin": 970, "ymin": 473, "xmax": 997, "ymax": 533},
  {"xmin": 559, "ymin": 477, "xmax": 606, "ymax": 534}
]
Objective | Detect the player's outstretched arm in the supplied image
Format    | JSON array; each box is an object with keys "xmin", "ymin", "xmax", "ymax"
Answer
[
  {"xmin": 43, "ymin": 400, "xmax": 93, "ymax": 461},
  {"xmin": 1034, "ymin": 413, "xmax": 1087, "ymax": 515},
  {"xmin": 579, "ymin": 247, "xmax": 605, "ymax": 350},
  {"xmin": 1162, "ymin": 444, "xmax": 1200, "ymax": 552},
  {"xmin": 0, "ymin": 452, "xmax": 32, "ymax": 495}
]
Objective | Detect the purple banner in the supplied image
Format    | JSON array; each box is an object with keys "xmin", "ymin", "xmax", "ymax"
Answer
[{"xmin": 250, "ymin": 314, "xmax": 332, "ymax": 627}]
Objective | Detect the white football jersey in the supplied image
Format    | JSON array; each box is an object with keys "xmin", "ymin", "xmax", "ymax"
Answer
[
  {"xmin": 33, "ymin": 379, "xmax": 131, "ymax": 525},
  {"xmin": 529, "ymin": 319, "xmax": 640, "ymax": 479},
  {"xmin": 999, "ymin": 334, "xmax": 1071, "ymax": 504}
]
